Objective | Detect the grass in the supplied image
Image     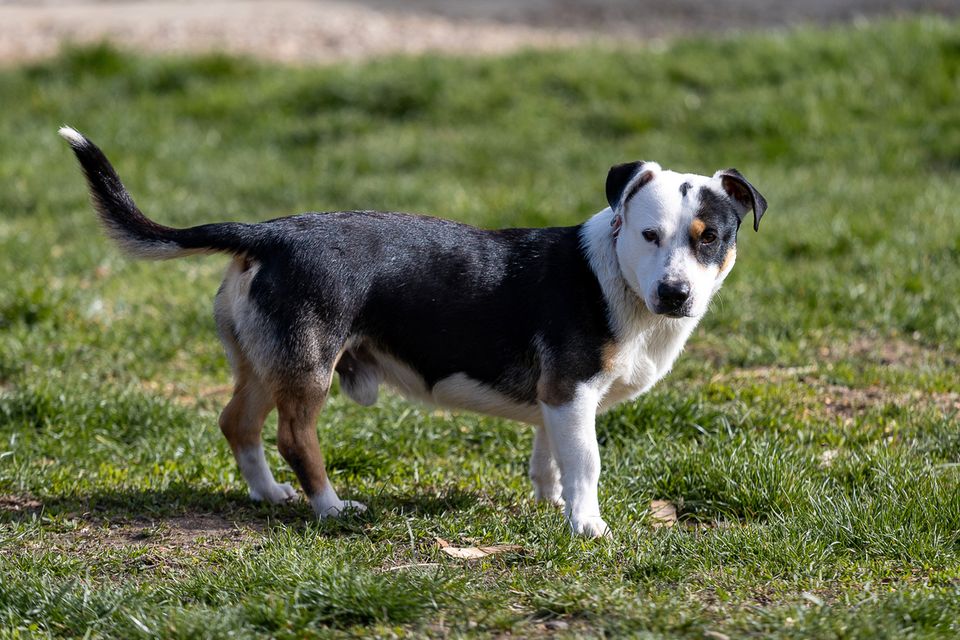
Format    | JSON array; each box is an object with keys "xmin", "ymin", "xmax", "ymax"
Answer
[{"xmin": 1, "ymin": 16, "xmax": 959, "ymax": 638}]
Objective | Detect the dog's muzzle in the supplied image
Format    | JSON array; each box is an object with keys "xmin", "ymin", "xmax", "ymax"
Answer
[{"xmin": 654, "ymin": 281, "xmax": 691, "ymax": 317}]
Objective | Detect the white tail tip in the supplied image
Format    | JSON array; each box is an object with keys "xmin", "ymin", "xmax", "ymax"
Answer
[{"xmin": 58, "ymin": 126, "xmax": 87, "ymax": 147}]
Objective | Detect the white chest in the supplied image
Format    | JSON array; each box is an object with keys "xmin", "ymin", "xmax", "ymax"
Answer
[{"xmin": 596, "ymin": 318, "xmax": 698, "ymax": 414}]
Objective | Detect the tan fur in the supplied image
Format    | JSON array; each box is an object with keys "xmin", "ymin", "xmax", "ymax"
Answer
[
  {"xmin": 218, "ymin": 368, "xmax": 275, "ymax": 454},
  {"xmin": 601, "ymin": 341, "xmax": 620, "ymax": 372},
  {"xmin": 720, "ymin": 246, "xmax": 737, "ymax": 273},
  {"xmin": 216, "ymin": 256, "xmax": 337, "ymax": 502},
  {"xmin": 216, "ymin": 262, "xmax": 276, "ymax": 455},
  {"xmin": 275, "ymin": 381, "xmax": 333, "ymax": 499},
  {"xmin": 689, "ymin": 218, "xmax": 706, "ymax": 242}
]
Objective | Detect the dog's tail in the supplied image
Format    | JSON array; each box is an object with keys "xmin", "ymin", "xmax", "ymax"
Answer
[{"xmin": 58, "ymin": 126, "xmax": 264, "ymax": 260}]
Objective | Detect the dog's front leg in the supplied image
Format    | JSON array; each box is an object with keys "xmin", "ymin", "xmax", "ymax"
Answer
[
  {"xmin": 540, "ymin": 387, "xmax": 609, "ymax": 538},
  {"xmin": 529, "ymin": 424, "xmax": 563, "ymax": 505}
]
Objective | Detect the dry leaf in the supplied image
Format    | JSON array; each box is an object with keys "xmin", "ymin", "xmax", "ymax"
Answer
[
  {"xmin": 819, "ymin": 449, "xmax": 839, "ymax": 468},
  {"xmin": 438, "ymin": 542, "xmax": 523, "ymax": 559},
  {"xmin": 649, "ymin": 500, "xmax": 677, "ymax": 528}
]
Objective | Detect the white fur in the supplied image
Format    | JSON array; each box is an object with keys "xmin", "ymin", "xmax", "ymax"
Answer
[
  {"xmin": 218, "ymin": 260, "xmax": 294, "ymax": 385},
  {"xmin": 309, "ymin": 482, "xmax": 366, "ymax": 517},
  {"xmin": 580, "ymin": 205, "xmax": 701, "ymax": 411},
  {"xmin": 540, "ymin": 386, "xmax": 608, "ymax": 537},
  {"xmin": 546, "ymin": 167, "xmax": 737, "ymax": 536},
  {"xmin": 530, "ymin": 424, "xmax": 563, "ymax": 505},
  {"xmin": 237, "ymin": 445, "xmax": 297, "ymax": 503},
  {"xmin": 604, "ymin": 165, "xmax": 728, "ymax": 318},
  {"xmin": 432, "ymin": 373, "xmax": 543, "ymax": 424},
  {"xmin": 57, "ymin": 126, "xmax": 86, "ymax": 147},
  {"xmin": 342, "ymin": 349, "xmax": 544, "ymax": 424}
]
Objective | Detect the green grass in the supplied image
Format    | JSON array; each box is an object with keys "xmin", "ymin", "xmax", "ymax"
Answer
[{"xmin": 2, "ymin": 16, "xmax": 960, "ymax": 638}]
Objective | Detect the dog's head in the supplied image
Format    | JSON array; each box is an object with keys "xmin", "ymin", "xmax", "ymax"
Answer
[{"xmin": 605, "ymin": 161, "xmax": 767, "ymax": 318}]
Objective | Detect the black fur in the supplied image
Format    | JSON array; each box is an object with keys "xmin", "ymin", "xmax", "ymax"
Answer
[
  {"xmin": 694, "ymin": 187, "xmax": 742, "ymax": 268},
  {"xmin": 240, "ymin": 211, "xmax": 614, "ymax": 403},
  {"xmin": 63, "ymin": 132, "xmax": 269, "ymax": 257},
  {"xmin": 605, "ymin": 161, "xmax": 644, "ymax": 211},
  {"xmin": 65, "ymin": 131, "xmax": 615, "ymax": 406},
  {"xmin": 716, "ymin": 168, "xmax": 768, "ymax": 231}
]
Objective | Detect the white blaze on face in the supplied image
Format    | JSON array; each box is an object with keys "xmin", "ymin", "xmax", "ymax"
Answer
[{"xmin": 614, "ymin": 167, "xmax": 727, "ymax": 318}]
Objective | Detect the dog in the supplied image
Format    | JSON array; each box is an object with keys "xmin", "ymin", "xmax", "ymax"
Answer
[{"xmin": 59, "ymin": 127, "xmax": 766, "ymax": 537}]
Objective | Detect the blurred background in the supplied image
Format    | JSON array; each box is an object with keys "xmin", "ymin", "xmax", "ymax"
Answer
[{"xmin": 2, "ymin": 0, "xmax": 960, "ymax": 64}]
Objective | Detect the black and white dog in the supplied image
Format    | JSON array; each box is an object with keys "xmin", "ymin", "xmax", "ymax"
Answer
[{"xmin": 59, "ymin": 127, "xmax": 766, "ymax": 537}]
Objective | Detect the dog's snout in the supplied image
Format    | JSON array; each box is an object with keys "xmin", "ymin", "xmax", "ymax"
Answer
[{"xmin": 656, "ymin": 281, "xmax": 690, "ymax": 312}]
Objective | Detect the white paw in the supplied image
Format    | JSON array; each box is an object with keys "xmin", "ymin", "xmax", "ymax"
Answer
[
  {"xmin": 569, "ymin": 515, "xmax": 611, "ymax": 538},
  {"xmin": 249, "ymin": 482, "xmax": 298, "ymax": 504},
  {"xmin": 316, "ymin": 499, "xmax": 367, "ymax": 518}
]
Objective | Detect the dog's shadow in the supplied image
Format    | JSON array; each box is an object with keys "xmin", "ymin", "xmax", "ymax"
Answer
[{"xmin": 0, "ymin": 484, "xmax": 482, "ymax": 538}]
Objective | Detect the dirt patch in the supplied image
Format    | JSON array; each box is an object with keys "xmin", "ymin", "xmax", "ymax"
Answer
[
  {"xmin": 701, "ymin": 333, "xmax": 959, "ymax": 422},
  {"xmin": 819, "ymin": 385, "xmax": 960, "ymax": 419},
  {"xmin": 817, "ymin": 333, "xmax": 957, "ymax": 368},
  {"xmin": 0, "ymin": 494, "xmax": 43, "ymax": 513},
  {"xmin": 2, "ymin": 494, "xmax": 263, "ymax": 561},
  {"xmin": 68, "ymin": 513, "xmax": 264, "ymax": 552}
]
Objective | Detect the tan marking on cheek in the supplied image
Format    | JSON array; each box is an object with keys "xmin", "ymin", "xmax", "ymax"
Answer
[
  {"xmin": 689, "ymin": 218, "xmax": 706, "ymax": 242},
  {"xmin": 720, "ymin": 246, "xmax": 737, "ymax": 273}
]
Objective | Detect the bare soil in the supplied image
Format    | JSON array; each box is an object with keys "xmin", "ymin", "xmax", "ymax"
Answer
[{"xmin": 1, "ymin": 494, "xmax": 263, "ymax": 558}]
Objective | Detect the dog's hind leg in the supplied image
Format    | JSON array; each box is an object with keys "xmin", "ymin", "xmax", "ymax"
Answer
[
  {"xmin": 218, "ymin": 363, "xmax": 298, "ymax": 504},
  {"xmin": 276, "ymin": 376, "xmax": 366, "ymax": 518},
  {"xmin": 215, "ymin": 263, "xmax": 297, "ymax": 505}
]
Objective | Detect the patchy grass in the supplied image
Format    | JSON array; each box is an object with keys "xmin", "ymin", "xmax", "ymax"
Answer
[{"xmin": 2, "ymin": 17, "xmax": 960, "ymax": 638}]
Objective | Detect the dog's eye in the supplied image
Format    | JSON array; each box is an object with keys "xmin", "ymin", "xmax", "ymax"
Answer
[
  {"xmin": 641, "ymin": 229, "xmax": 660, "ymax": 245},
  {"xmin": 700, "ymin": 229, "xmax": 718, "ymax": 244}
]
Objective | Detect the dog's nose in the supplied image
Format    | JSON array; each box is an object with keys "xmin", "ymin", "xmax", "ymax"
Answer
[{"xmin": 657, "ymin": 281, "xmax": 690, "ymax": 309}]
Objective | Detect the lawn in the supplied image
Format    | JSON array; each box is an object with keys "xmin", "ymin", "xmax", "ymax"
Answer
[{"xmin": 1, "ymin": 16, "xmax": 959, "ymax": 638}]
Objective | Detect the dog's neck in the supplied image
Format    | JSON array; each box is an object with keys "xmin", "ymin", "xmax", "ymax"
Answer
[{"xmin": 579, "ymin": 207, "xmax": 695, "ymax": 342}]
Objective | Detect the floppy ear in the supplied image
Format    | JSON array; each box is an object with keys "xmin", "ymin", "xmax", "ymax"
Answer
[
  {"xmin": 715, "ymin": 168, "xmax": 768, "ymax": 231},
  {"xmin": 605, "ymin": 161, "xmax": 644, "ymax": 211}
]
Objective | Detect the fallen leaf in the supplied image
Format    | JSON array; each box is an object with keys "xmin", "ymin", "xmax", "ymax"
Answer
[
  {"xmin": 819, "ymin": 449, "xmax": 839, "ymax": 468},
  {"xmin": 439, "ymin": 544, "xmax": 523, "ymax": 559},
  {"xmin": 649, "ymin": 500, "xmax": 677, "ymax": 528}
]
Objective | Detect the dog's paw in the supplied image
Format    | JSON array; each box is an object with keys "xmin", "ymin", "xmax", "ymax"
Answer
[
  {"xmin": 249, "ymin": 482, "xmax": 298, "ymax": 504},
  {"xmin": 316, "ymin": 499, "xmax": 367, "ymax": 518},
  {"xmin": 569, "ymin": 515, "xmax": 612, "ymax": 539}
]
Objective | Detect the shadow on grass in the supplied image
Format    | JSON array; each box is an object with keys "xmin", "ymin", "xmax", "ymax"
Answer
[
  {"xmin": 370, "ymin": 487, "xmax": 481, "ymax": 517},
  {"xmin": 0, "ymin": 484, "xmax": 482, "ymax": 532}
]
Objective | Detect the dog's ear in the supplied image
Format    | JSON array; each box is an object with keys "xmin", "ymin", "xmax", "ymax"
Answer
[
  {"xmin": 715, "ymin": 168, "xmax": 768, "ymax": 231},
  {"xmin": 606, "ymin": 161, "xmax": 654, "ymax": 211}
]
